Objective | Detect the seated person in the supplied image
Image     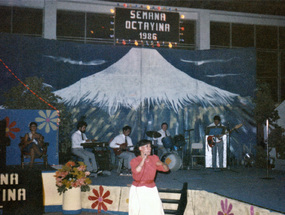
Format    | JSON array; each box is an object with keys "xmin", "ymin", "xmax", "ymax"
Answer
[
  {"xmin": 22, "ymin": 122, "xmax": 47, "ymax": 168},
  {"xmin": 156, "ymin": 122, "xmax": 171, "ymax": 158},
  {"xmin": 71, "ymin": 121, "xmax": 100, "ymax": 175},
  {"xmin": 110, "ymin": 126, "xmax": 135, "ymax": 173}
]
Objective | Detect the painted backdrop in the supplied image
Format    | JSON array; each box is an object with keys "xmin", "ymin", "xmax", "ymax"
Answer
[{"xmin": 0, "ymin": 33, "xmax": 256, "ymax": 163}]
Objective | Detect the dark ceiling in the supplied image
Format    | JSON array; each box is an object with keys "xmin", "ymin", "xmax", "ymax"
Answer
[{"xmin": 102, "ymin": 0, "xmax": 285, "ymax": 16}]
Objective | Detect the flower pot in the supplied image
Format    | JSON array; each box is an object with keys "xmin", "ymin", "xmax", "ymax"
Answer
[{"xmin": 62, "ymin": 187, "xmax": 82, "ymax": 214}]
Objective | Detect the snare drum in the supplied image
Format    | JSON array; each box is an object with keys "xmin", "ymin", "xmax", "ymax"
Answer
[
  {"xmin": 161, "ymin": 152, "xmax": 182, "ymax": 171},
  {"xmin": 162, "ymin": 136, "xmax": 173, "ymax": 149}
]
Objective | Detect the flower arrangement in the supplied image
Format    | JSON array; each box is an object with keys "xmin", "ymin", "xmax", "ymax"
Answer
[{"xmin": 54, "ymin": 161, "xmax": 92, "ymax": 195}]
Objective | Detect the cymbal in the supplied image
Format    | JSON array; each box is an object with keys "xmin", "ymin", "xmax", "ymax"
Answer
[{"xmin": 146, "ymin": 131, "xmax": 161, "ymax": 138}]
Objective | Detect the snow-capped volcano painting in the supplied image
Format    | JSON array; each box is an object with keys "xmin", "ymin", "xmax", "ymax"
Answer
[
  {"xmin": 0, "ymin": 33, "xmax": 256, "ymax": 164},
  {"xmin": 54, "ymin": 48, "xmax": 238, "ymax": 114}
]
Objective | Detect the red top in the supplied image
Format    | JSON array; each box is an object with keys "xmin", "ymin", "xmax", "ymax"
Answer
[{"xmin": 130, "ymin": 155, "xmax": 168, "ymax": 188}]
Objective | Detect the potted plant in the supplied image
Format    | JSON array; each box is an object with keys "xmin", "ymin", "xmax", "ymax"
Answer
[{"xmin": 54, "ymin": 161, "xmax": 92, "ymax": 214}]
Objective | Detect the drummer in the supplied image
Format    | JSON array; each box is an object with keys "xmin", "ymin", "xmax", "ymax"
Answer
[{"xmin": 156, "ymin": 122, "xmax": 171, "ymax": 158}]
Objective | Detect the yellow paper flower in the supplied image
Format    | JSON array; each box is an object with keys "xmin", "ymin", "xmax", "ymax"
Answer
[{"xmin": 35, "ymin": 110, "xmax": 58, "ymax": 133}]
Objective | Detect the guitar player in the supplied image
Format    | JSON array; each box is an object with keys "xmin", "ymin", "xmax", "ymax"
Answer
[
  {"xmin": 110, "ymin": 126, "xmax": 135, "ymax": 174},
  {"xmin": 205, "ymin": 115, "xmax": 227, "ymax": 169}
]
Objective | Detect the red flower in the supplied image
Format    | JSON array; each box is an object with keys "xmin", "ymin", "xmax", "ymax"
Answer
[
  {"xmin": 88, "ymin": 185, "xmax": 113, "ymax": 213},
  {"xmin": 5, "ymin": 117, "xmax": 20, "ymax": 139}
]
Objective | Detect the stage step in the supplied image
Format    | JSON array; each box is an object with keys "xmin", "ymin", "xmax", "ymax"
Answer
[
  {"xmin": 158, "ymin": 182, "xmax": 188, "ymax": 215},
  {"xmin": 164, "ymin": 209, "xmax": 178, "ymax": 214},
  {"xmin": 158, "ymin": 188, "xmax": 183, "ymax": 193},
  {"xmin": 161, "ymin": 199, "xmax": 180, "ymax": 204}
]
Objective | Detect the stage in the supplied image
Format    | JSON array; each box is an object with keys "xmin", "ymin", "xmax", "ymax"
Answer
[
  {"xmin": 43, "ymin": 165, "xmax": 284, "ymax": 215},
  {"xmin": 89, "ymin": 167, "xmax": 285, "ymax": 214},
  {"xmin": 1, "ymin": 165, "xmax": 284, "ymax": 214}
]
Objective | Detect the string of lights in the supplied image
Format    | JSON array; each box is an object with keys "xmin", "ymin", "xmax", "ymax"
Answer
[{"xmin": 109, "ymin": 3, "xmax": 185, "ymax": 48}]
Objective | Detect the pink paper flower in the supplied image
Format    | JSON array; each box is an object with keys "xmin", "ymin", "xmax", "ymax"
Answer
[
  {"xmin": 218, "ymin": 199, "xmax": 234, "ymax": 215},
  {"xmin": 250, "ymin": 205, "xmax": 254, "ymax": 215}
]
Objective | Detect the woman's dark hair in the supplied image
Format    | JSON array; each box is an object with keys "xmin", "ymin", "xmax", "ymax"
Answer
[
  {"xmin": 77, "ymin": 121, "xmax": 87, "ymax": 129},
  {"xmin": 213, "ymin": 115, "xmax": 221, "ymax": 121},
  {"xmin": 134, "ymin": 139, "xmax": 152, "ymax": 157},
  {"xmin": 29, "ymin": 122, "xmax": 37, "ymax": 127}
]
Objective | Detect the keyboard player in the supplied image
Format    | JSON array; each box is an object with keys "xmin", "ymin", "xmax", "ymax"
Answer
[{"xmin": 71, "ymin": 121, "xmax": 100, "ymax": 176}]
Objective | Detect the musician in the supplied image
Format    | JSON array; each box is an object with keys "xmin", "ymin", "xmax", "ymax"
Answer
[
  {"xmin": 109, "ymin": 126, "xmax": 135, "ymax": 173},
  {"xmin": 205, "ymin": 115, "xmax": 226, "ymax": 169},
  {"xmin": 156, "ymin": 122, "xmax": 171, "ymax": 158},
  {"xmin": 71, "ymin": 121, "xmax": 99, "ymax": 175}
]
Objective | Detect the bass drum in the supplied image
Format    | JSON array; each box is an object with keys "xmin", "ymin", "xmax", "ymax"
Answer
[{"xmin": 161, "ymin": 152, "xmax": 182, "ymax": 172}]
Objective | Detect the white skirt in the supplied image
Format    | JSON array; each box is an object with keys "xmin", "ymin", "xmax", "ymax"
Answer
[{"xmin": 129, "ymin": 185, "xmax": 164, "ymax": 215}]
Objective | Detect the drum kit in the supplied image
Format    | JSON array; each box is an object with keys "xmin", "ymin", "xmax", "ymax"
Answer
[{"xmin": 145, "ymin": 130, "xmax": 186, "ymax": 171}]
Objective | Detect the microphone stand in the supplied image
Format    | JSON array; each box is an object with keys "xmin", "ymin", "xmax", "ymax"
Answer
[
  {"xmin": 261, "ymin": 119, "xmax": 274, "ymax": 180},
  {"xmin": 226, "ymin": 123, "xmax": 238, "ymax": 172},
  {"xmin": 184, "ymin": 129, "xmax": 193, "ymax": 170},
  {"xmin": 227, "ymin": 123, "xmax": 231, "ymax": 169}
]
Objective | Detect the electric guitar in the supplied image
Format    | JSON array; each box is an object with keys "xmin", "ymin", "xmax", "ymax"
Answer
[
  {"xmin": 113, "ymin": 143, "xmax": 133, "ymax": 155},
  {"xmin": 207, "ymin": 124, "xmax": 243, "ymax": 148}
]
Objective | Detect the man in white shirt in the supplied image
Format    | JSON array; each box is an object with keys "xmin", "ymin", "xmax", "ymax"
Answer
[
  {"xmin": 71, "ymin": 121, "xmax": 99, "ymax": 174},
  {"xmin": 156, "ymin": 122, "xmax": 171, "ymax": 158},
  {"xmin": 110, "ymin": 126, "xmax": 135, "ymax": 171}
]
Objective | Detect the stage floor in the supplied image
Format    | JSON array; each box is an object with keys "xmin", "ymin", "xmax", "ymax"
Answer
[
  {"xmin": 8, "ymin": 164, "xmax": 284, "ymax": 214},
  {"xmin": 87, "ymin": 166, "xmax": 285, "ymax": 214},
  {"xmin": 44, "ymin": 212, "xmax": 112, "ymax": 215}
]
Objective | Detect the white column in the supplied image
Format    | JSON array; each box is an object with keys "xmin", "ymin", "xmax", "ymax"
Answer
[
  {"xmin": 43, "ymin": 0, "xmax": 57, "ymax": 40},
  {"xmin": 195, "ymin": 10, "xmax": 210, "ymax": 50}
]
